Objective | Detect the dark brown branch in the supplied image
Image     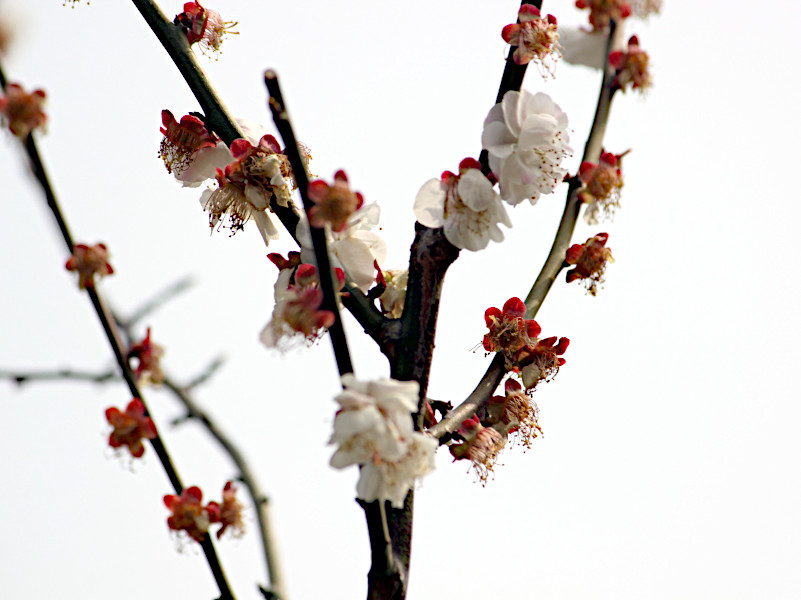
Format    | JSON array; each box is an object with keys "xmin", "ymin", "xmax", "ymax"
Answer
[
  {"xmin": 0, "ymin": 368, "xmax": 117, "ymax": 385},
  {"xmin": 263, "ymin": 71, "xmax": 354, "ymax": 377}
]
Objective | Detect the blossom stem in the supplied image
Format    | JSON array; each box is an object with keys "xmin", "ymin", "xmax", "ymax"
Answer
[
  {"xmin": 430, "ymin": 23, "xmax": 620, "ymax": 441},
  {"xmin": 264, "ymin": 71, "xmax": 354, "ymax": 377},
  {"xmin": 1, "ymin": 62, "xmax": 236, "ymax": 600}
]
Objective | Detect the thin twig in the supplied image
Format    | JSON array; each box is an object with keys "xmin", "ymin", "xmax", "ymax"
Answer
[
  {"xmin": 119, "ymin": 276, "xmax": 195, "ymax": 329},
  {"xmin": 1, "ymin": 61, "xmax": 236, "ymax": 600},
  {"xmin": 430, "ymin": 23, "xmax": 620, "ymax": 441},
  {"xmin": 263, "ymin": 71, "xmax": 354, "ymax": 378},
  {"xmin": 0, "ymin": 368, "xmax": 117, "ymax": 385}
]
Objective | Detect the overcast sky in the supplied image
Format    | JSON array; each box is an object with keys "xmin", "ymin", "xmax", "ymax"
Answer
[{"xmin": 2, "ymin": 1, "xmax": 800, "ymax": 599}]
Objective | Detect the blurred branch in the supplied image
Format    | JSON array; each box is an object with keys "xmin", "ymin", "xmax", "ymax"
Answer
[
  {"xmin": 1, "ymin": 59, "xmax": 236, "ymax": 600},
  {"xmin": 431, "ymin": 22, "xmax": 620, "ymax": 441},
  {"xmin": 0, "ymin": 368, "xmax": 116, "ymax": 385},
  {"xmin": 118, "ymin": 275, "xmax": 195, "ymax": 329}
]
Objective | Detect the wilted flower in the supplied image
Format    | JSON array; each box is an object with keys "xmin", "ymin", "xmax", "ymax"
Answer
[
  {"xmin": 199, "ymin": 135, "xmax": 291, "ymax": 246},
  {"xmin": 213, "ymin": 481, "xmax": 245, "ymax": 539},
  {"xmin": 260, "ymin": 260, "xmax": 344, "ymax": 349},
  {"xmin": 164, "ymin": 486, "xmax": 216, "ymax": 543},
  {"xmin": 575, "ymin": 0, "xmax": 632, "ymax": 30},
  {"xmin": 65, "ymin": 243, "xmax": 114, "ymax": 290},
  {"xmin": 501, "ymin": 4, "xmax": 560, "ymax": 73},
  {"xmin": 566, "ymin": 232, "xmax": 614, "ymax": 295},
  {"xmin": 158, "ymin": 110, "xmax": 219, "ymax": 176},
  {"xmin": 0, "ymin": 83, "xmax": 46, "ymax": 139},
  {"xmin": 174, "ymin": 2, "xmax": 238, "ymax": 56},
  {"xmin": 127, "ymin": 327, "xmax": 165, "ymax": 386},
  {"xmin": 482, "ymin": 90, "xmax": 572, "ymax": 206},
  {"xmin": 610, "ymin": 35, "xmax": 651, "ymax": 92},
  {"xmin": 414, "ymin": 158, "xmax": 511, "ymax": 251},
  {"xmin": 483, "ymin": 297, "xmax": 569, "ymax": 390},
  {"xmin": 308, "ymin": 170, "xmax": 364, "ymax": 232},
  {"xmin": 483, "ymin": 379, "xmax": 543, "ymax": 449},
  {"xmin": 449, "ymin": 415, "xmax": 505, "ymax": 484},
  {"xmin": 578, "ymin": 150, "xmax": 626, "ymax": 224},
  {"xmin": 329, "ymin": 374, "xmax": 437, "ymax": 508},
  {"xmin": 105, "ymin": 398, "xmax": 157, "ymax": 458}
]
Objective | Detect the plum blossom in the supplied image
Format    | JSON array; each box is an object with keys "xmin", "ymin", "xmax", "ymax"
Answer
[
  {"xmin": 0, "ymin": 83, "xmax": 46, "ymax": 139},
  {"xmin": 65, "ymin": 243, "xmax": 114, "ymax": 290},
  {"xmin": 566, "ymin": 232, "xmax": 614, "ymax": 295},
  {"xmin": 329, "ymin": 375, "xmax": 437, "ymax": 508},
  {"xmin": 501, "ymin": 4, "xmax": 560, "ymax": 73},
  {"xmin": 297, "ymin": 203, "xmax": 387, "ymax": 293},
  {"xmin": 127, "ymin": 327, "xmax": 165, "ymax": 386},
  {"xmin": 379, "ymin": 268, "xmax": 408, "ymax": 319},
  {"xmin": 578, "ymin": 150, "xmax": 626, "ymax": 224},
  {"xmin": 610, "ymin": 35, "xmax": 651, "ymax": 92},
  {"xmin": 199, "ymin": 135, "xmax": 292, "ymax": 246},
  {"xmin": 482, "ymin": 90, "xmax": 572, "ymax": 206},
  {"xmin": 414, "ymin": 158, "xmax": 511, "ymax": 251},
  {"xmin": 307, "ymin": 170, "xmax": 364, "ymax": 232},
  {"xmin": 174, "ymin": 2, "xmax": 238, "ymax": 56},
  {"xmin": 164, "ymin": 486, "xmax": 217, "ymax": 543},
  {"xmin": 158, "ymin": 110, "xmax": 219, "ymax": 176},
  {"xmin": 576, "ymin": 0, "xmax": 632, "ymax": 30},
  {"xmin": 105, "ymin": 399, "xmax": 157, "ymax": 458},
  {"xmin": 213, "ymin": 481, "xmax": 245, "ymax": 539},
  {"xmin": 483, "ymin": 297, "xmax": 569, "ymax": 390},
  {"xmin": 449, "ymin": 415, "xmax": 505, "ymax": 484},
  {"xmin": 260, "ymin": 258, "xmax": 344, "ymax": 349}
]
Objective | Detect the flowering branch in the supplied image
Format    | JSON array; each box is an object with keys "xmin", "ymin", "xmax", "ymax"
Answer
[
  {"xmin": 430, "ymin": 22, "xmax": 620, "ymax": 441},
  {"xmin": 263, "ymin": 71, "xmax": 354, "ymax": 377},
  {"xmin": 0, "ymin": 62, "xmax": 236, "ymax": 600}
]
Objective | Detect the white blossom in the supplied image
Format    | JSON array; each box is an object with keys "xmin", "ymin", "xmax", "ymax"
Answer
[
  {"xmin": 414, "ymin": 167, "xmax": 511, "ymax": 251},
  {"xmin": 329, "ymin": 375, "xmax": 437, "ymax": 508},
  {"xmin": 297, "ymin": 203, "xmax": 387, "ymax": 293},
  {"xmin": 482, "ymin": 90, "xmax": 573, "ymax": 206}
]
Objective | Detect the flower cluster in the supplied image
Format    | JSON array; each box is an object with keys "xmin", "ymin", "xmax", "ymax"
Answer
[
  {"xmin": 566, "ymin": 233, "xmax": 614, "ymax": 295},
  {"xmin": 578, "ymin": 150, "xmax": 626, "ymax": 224},
  {"xmin": 260, "ymin": 257, "xmax": 344, "ymax": 349},
  {"xmin": 105, "ymin": 399, "xmax": 158, "ymax": 458},
  {"xmin": 174, "ymin": 2, "xmax": 238, "ymax": 56},
  {"xmin": 610, "ymin": 35, "xmax": 651, "ymax": 92},
  {"xmin": 414, "ymin": 158, "xmax": 510, "ymax": 251},
  {"xmin": 308, "ymin": 170, "xmax": 364, "ymax": 232},
  {"xmin": 329, "ymin": 375, "xmax": 437, "ymax": 508},
  {"xmin": 575, "ymin": 0, "xmax": 632, "ymax": 30},
  {"xmin": 450, "ymin": 379, "xmax": 544, "ymax": 481},
  {"xmin": 158, "ymin": 110, "xmax": 219, "ymax": 176},
  {"xmin": 164, "ymin": 482, "xmax": 245, "ymax": 543},
  {"xmin": 501, "ymin": 5, "xmax": 560, "ymax": 73},
  {"xmin": 482, "ymin": 90, "xmax": 572, "ymax": 206},
  {"xmin": 297, "ymin": 202, "xmax": 387, "ymax": 292},
  {"xmin": 127, "ymin": 327, "xmax": 165, "ymax": 386},
  {"xmin": 65, "ymin": 243, "xmax": 114, "ymax": 290},
  {"xmin": 483, "ymin": 297, "xmax": 569, "ymax": 389},
  {"xmin": 199, "ymin": 135, "xmax": 291, "ymax": 246},
  {"xmin": 0, "ymin": 83, "xmax": 46, "ymax": 139}
]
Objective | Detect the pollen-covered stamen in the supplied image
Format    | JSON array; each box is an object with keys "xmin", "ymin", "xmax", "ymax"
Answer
[
  {"xmin": 566, "ymin": 232, "xmax": 614, "ymax": 295},
  {"xmin": 516, "ymin": 336, "xmax": 570, "ymax": 389},
  {"xmin": 175, "ymin": 2, "xmax": 238, "ymax": 57},
  {"xmin": 610, "ymin": 36, "xmax": 651, "ymax": 92},
  {"xmin": 484, "ymin": 379, "xmax": 543, "ymax": 449},
  {"xmin": 449, "ymin": 415, "xmax": 506, "ymax": 485},
  {"xmin": 575, "ymin": 0, "xmax": 632, "ymax": 30},
  {"xmin": 0, "ymin": 83, "xmax": 47, "ymax": 139},
  {"xmin": 158, "ymin": 110, "xmax": 218, "ymax": 175},
  {"xmin": 502, "ymin": 5, "xmax": 561, "ymax": 75}
]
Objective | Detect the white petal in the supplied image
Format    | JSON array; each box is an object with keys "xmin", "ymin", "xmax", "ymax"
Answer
[
  {"xmin": 413, "ymin": 179, "xmax": 447, "ymax": 227},
  {"xmin": 252, "ymin": 210, "xmax": 280, "ymax": 246}
]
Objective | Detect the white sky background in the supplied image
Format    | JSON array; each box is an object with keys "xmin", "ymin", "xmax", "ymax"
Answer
[{"xmin": 1, "ymin": 1, "xmax": 800, "ymax": 599}]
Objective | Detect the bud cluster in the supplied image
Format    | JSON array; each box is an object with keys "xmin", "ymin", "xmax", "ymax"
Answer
[{"xmin": 163, "ymin": 481, "xmax": 244, "ymax": 544}]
